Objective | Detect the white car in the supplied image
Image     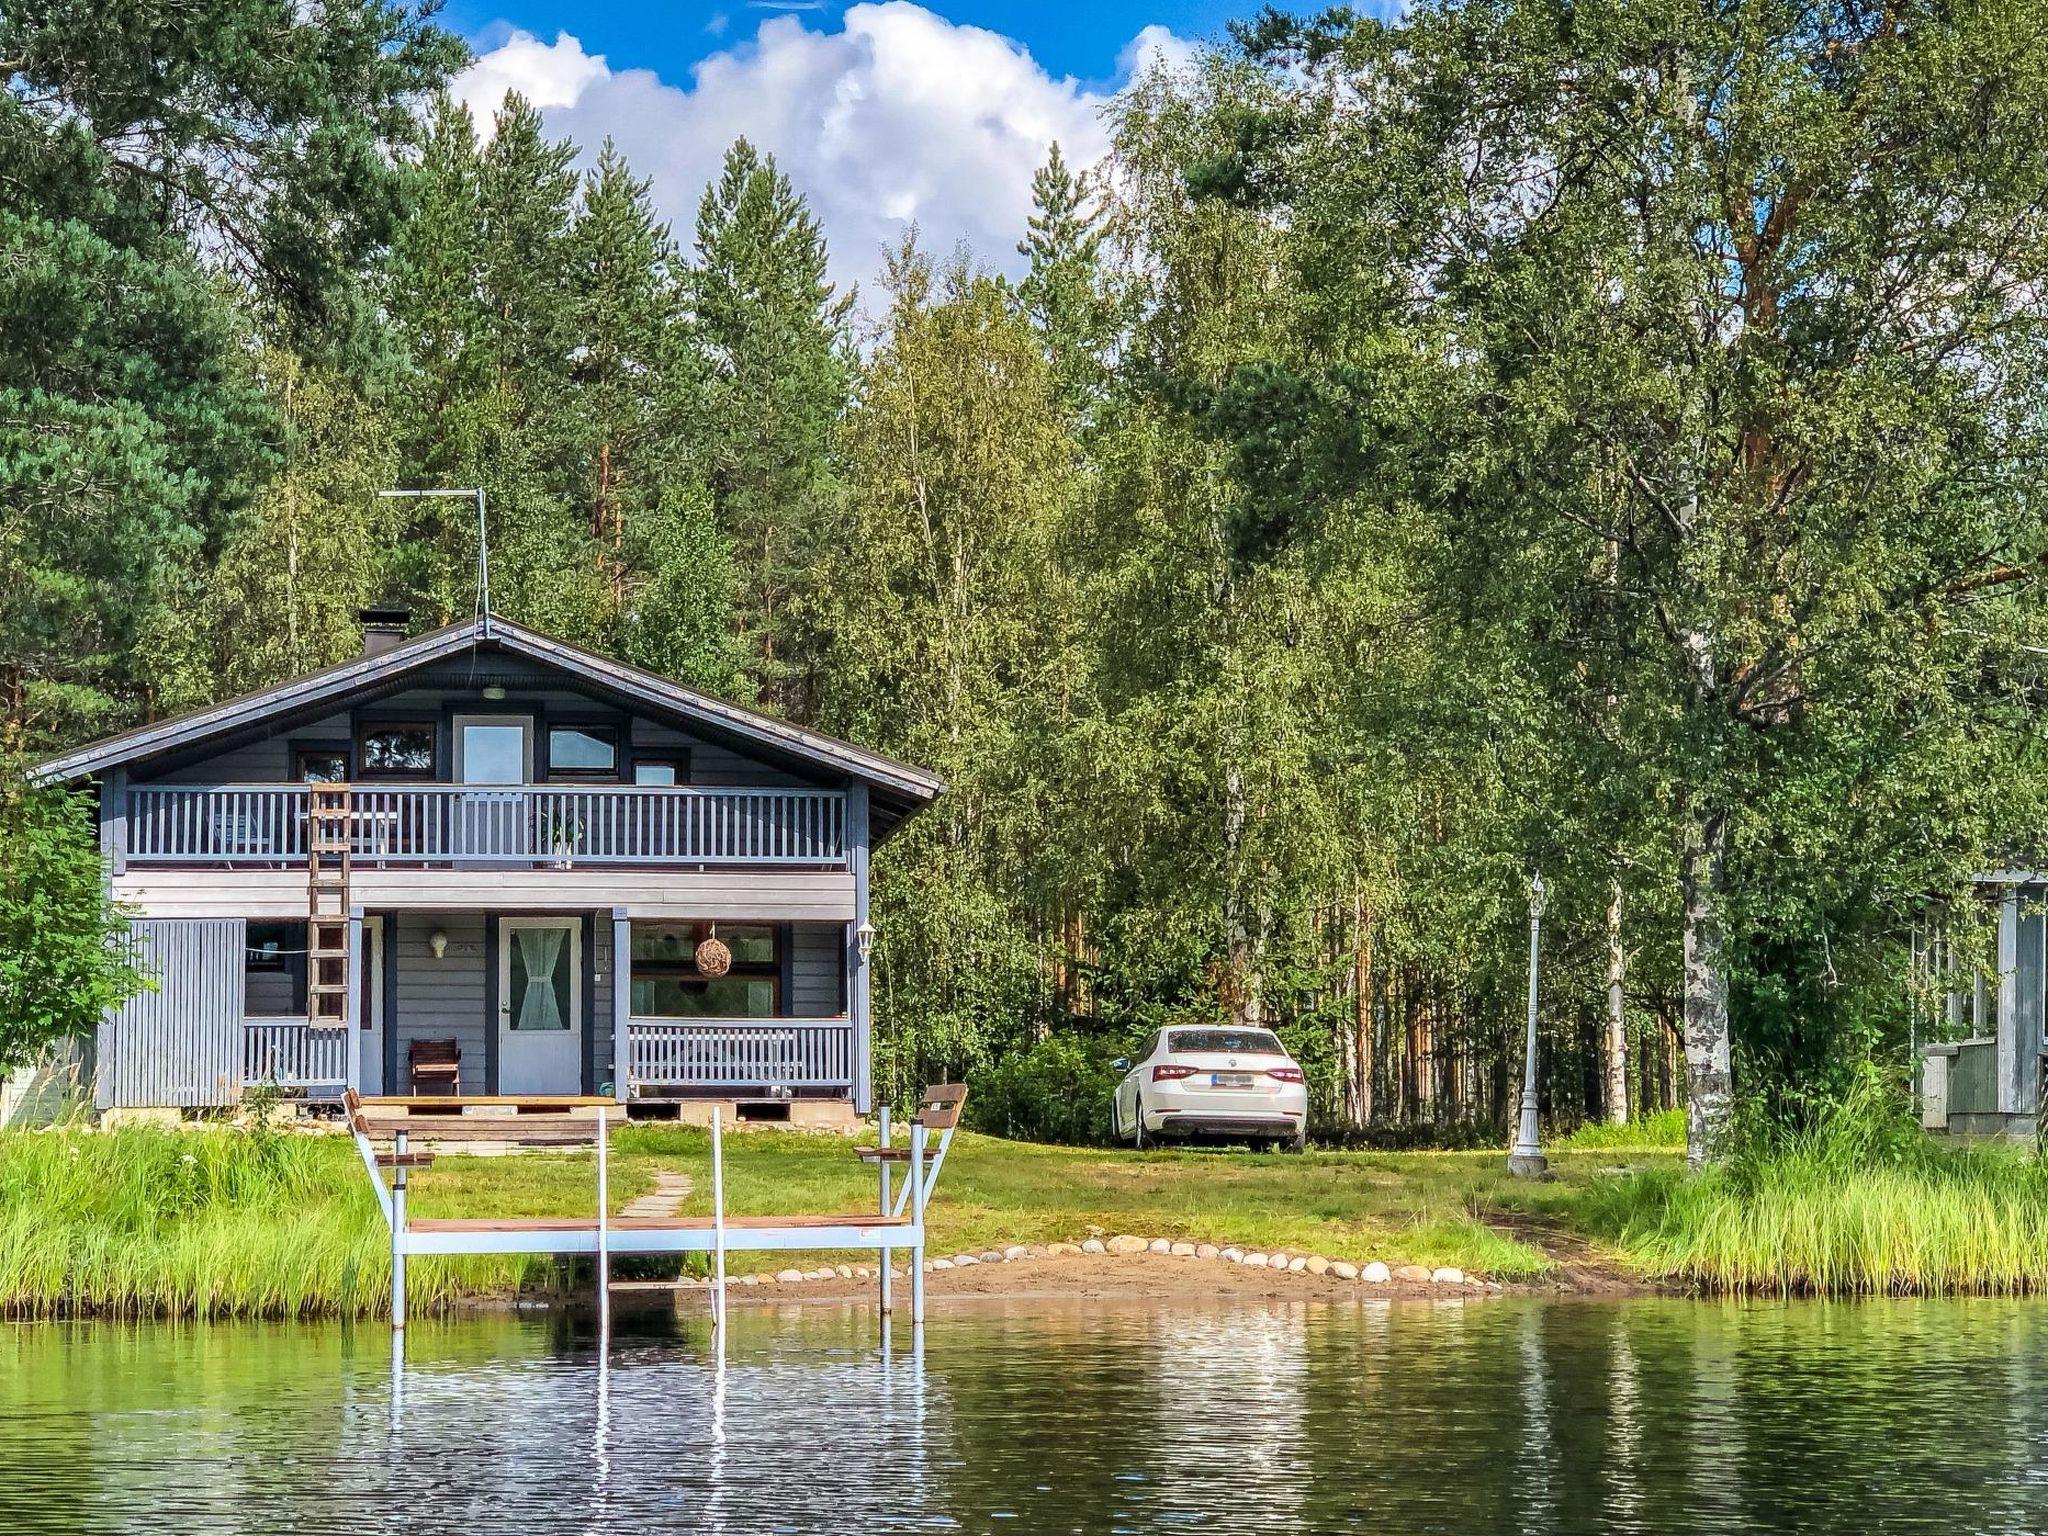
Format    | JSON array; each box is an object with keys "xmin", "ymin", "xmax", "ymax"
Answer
[{"xmin": 1112, "ymin": 1026, "xmax": 1308, "ymax": 1150}]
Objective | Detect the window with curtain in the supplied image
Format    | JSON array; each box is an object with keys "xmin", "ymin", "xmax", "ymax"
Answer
[{"xmin": 509, "ymin": 926, "xmax": 572, "ymax": 1031}]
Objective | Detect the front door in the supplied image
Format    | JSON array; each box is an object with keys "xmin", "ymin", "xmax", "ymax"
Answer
[{"xmin": 499, "ymin": 918, "xmax": 580, "ymax": 1093}]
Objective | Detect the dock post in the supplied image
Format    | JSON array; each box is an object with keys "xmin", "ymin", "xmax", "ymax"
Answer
[
  {"xmin": 910, "ymin": 1119, "xmax": 926, "ymax": 1325},
  {"xmin": 711, "ymin": 1107, "xmax": 728, "ymax": 1332},
  {"xmin": 391, "ymin": 1128, "xmax": 408, "ymax": 1331},
  {"xmin": 878, "ymin": 1104, "xmax": 893, "ymax": 1314},
  {"xmin": 595, "ymin": 1103, "xmax": 610, "ymax": 1342}
]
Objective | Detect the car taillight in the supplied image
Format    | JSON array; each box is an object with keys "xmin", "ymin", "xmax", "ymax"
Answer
[
  {"xmin": 1152, "ymin": 1063, "xmax": 1198, "ymax": 1081},
  {"xmin": 1267, "ymin": 1066, "xmax": 1304, "ymax": 1083}
]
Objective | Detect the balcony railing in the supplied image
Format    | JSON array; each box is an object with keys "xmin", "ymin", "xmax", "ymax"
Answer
[
  {"xmin": 627, "ymin": 1017, "xmax": 854, "ymax": 1092},
  {"xmin": 243, "ymin": 1016, "xmax": 348, "ymax": 1093},
  {"xmin": 126, "ymin": 784, "xmax": 848, "ymax": 869}
]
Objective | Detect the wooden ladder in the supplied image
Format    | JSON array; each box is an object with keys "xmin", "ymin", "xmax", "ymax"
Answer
[{"xmin": 307, "ymin": 785, "xmax": 354, "ymax": 1028}]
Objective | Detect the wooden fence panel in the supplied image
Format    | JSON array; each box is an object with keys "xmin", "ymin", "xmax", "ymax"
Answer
[{"xmin": 97, "ymin": 919, "xmax": 246, "ymax": 1109}]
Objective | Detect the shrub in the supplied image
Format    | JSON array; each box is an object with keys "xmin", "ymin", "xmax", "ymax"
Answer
[
  {"xmin": 0, "ymin": 774, "xmax": 148, "ymax": 1072},
  {"xmin": 966, "ymin": 1031, "xmax": 1134, "ymax": 1145}
]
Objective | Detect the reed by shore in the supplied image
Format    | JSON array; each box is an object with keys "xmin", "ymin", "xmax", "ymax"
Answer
[{"xmin": 7, "ymin": 1098, "xmax": 2038, "ymax": 1320}]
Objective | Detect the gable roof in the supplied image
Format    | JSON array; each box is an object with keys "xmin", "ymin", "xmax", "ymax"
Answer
[{"xmin": 34, "ymin": 615, "xmax": 943, "ymax": 827}]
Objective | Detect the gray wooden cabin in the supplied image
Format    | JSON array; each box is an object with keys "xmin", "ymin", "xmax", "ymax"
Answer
[
  {"xmin": 1918, "ymin": 874, "xmax": 2048, "ymax": 1139},
  {"xmin": 36, "ymin": 612, "xmax": 942, "ymax": 1120}
]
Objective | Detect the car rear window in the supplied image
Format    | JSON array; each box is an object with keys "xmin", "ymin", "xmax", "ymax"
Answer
[{"xmin": 1168, "ymin": 1029, "xmax": 1286, "ymax": 1056}]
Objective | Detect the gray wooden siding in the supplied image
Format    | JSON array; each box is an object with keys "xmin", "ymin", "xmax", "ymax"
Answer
[
  {"xmin": 790, "ymin": 923, "xmax": 844, "ymax": 1016},
  {"xmin": 143, "ymin": 703, "xmax": 819, "ymax": 789},
  {"xmin": 388, "ymin": 911, "xmax": 611, "ymax": 1094},
  {"xmin": 244, "ymin": 967, "xmax": 297, "ymax": 1015},
  {"xmin": 392, "ymin": 913, "xmax": 489, "ymax": 1094},
  {"xmin": 632, "ymin": 719, "xmax": 809, "ymax": 788},
  {"xmin": 147, "ymin": 712, "xmax": 352, "ymax": 784},
  {"xmin": 99, "ymin": 919, "xmax": 246, "ymax": 1109},
  {"xmin": 591, "ymin": 914, "xmax": 615, "ymax": 1094}
]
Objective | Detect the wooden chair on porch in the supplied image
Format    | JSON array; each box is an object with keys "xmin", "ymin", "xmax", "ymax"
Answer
[{"xmin": 408, "ymin": 1038, "xmax": 461, "ymax": 1097}]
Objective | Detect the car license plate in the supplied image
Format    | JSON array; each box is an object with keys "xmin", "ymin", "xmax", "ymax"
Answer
[{"xmin": 1212, "ymin": 1072, "xmax": 1255, "ymax": 1088}]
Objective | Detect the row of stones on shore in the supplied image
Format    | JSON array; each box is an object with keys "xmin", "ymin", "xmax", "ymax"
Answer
[{"xmin": 691, "ymin": 1234, "xmax": 1493, "ymax": 1290}]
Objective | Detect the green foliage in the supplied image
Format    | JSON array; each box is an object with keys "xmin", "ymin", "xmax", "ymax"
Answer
[
  {"xmin": 1558, "ymin": 1110, "xmax": 1687, "ymax": 1153},
  {"xmin": 691, "ymin": 138, "xmax": 850, "ymax": 707},
  {"xmin": 17, "ymin": 0, "xmax": 2048, "ymax": 1168},
  {"xmin": 1018, "ymin": 141, "xmax": 1113, "ymax": 419},
  {"xmin": 966, "ymin": 1032, "xmax": 1135, "ymax": 1146},
  {"xmin": 0, "ymin": 775, "xmax": 144, "ymax": 1073},
  {"xmin": 1604, "ymin": 1075, "xmax": 2048, "ymax": 1293},
  {"xmin": 0, "ymin": 0, "xmax": 461, "ymax": 743}
]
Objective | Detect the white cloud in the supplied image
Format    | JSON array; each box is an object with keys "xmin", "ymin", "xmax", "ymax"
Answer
[
  {"xmin": 451, "ymin": 28, "xmax": 607, "ymax": 115},
  {"xmin": 450, "ymin": 3, "xmax": 1197, "ymax": 301}
]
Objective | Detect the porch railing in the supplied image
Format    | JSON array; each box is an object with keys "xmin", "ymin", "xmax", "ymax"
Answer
[
  {"xmin": 243, "ymin": 1016, "xmax": 348, "ymax": 1093},
  {"xmin": 627, "ymin": 1017, "xmax": 855, "ymax": 1092},
  {"xmin": 126, "ymin": 784, "xmax": 848, "ymax": 868}
]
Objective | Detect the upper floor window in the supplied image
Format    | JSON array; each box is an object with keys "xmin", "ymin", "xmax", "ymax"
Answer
[
  {"xmin": 549, "ymin": 725, "xmax": 618, "ymax": 779},
  {"xmin": 633, "ymin": 757, "xmax": 682, "ymax": 786},
  {"xmin": 294, "ymin": 747, "xmax": 349, "ymax": 783},
  {"xmin": 357, "ymin": 723, "xmax": 435, "ymax": 779}
]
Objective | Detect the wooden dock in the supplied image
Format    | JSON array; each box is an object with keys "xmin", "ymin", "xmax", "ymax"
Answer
[{"xmin": 346, "ymin": 1087, "xmax": 964, "ymax": 1330}]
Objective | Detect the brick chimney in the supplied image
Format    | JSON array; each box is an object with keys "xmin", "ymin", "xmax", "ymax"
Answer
[{"xmin": 359, "ymin": 607, "xmax": 411, "ymax": 657}]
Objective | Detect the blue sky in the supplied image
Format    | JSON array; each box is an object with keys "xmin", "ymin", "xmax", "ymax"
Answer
[
  {"xmin": 441, "ymin": 0, "xmax": 1219, "ymax": 298},
  {"xmin": 443, "ymin": 0, "xmax": 1238, "ymax": 93}
]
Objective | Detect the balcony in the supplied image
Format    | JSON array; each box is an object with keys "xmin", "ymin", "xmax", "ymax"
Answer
[{"xmin": 126, "ymin": 783, "xmax": 849, "ymax": 870}]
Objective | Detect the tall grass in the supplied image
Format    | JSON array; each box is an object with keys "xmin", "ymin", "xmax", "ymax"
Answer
[
  {"xmin": 0, "ymin": 1126, "xmax": 535, "ymax": 1320},
  {"xmin": 1606, "ymin": 1078, "xmax": 2048, "ymax": 1295},
  {"xmin": 1557, "ymin": 1108, "xmax": 1686, "ymax": 1152}
]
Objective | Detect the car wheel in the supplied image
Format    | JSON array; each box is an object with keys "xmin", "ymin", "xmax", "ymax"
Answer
[
  {"xmin": 1285, "ymin": 1130, "xmax": 1307, "ymax": 1154},
  {"xmin": 1132, "ymin": 1097, "xmax": 1148, "ymax": 1151}
]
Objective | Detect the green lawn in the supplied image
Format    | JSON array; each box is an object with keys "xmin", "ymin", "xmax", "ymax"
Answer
[
  {"xmin": 646, "ymin": 1127, "xmax": 1679, "ymax": 1279},
  {"xmin": 0, "ymin": 1120, "xmax": 1683, "ymax": 1318}
]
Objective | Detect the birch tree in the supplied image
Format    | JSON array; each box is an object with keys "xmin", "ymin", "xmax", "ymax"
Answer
[{"xmin": 1224, "ymin": 0, "xmax": 2048, "ymax": 1162}]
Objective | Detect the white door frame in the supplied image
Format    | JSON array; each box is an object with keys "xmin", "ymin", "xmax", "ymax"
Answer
[
  {"xmin": 359, "ymin": 916, "xmax": 386, "ymax": 1095},
  {"xmin": 497, "ymin": 916, "xmax": 582, "ymax": 1094},
  {"xmin": 452, "ymin": 714, "xmax": 534, "ymax": 783}
]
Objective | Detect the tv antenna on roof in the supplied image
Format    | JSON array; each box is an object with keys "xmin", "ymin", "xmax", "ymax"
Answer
[{"xmin": 378, "ymin": 488, "xmax": 491, "ymax": 635}]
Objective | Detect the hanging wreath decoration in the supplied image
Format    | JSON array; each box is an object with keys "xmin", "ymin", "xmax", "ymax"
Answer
[{"xmin": 694, "ymin": 925, "xmax": 733, "ymax": 978}]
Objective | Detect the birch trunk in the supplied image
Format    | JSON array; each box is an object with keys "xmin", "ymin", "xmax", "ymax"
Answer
[
  {"xmin": 1352, "ymin": 893, "xmax": 1374, "ymax": 1127},
  {"xmin": 1680, "ymin": 802, "xmax": 1733, "ymax": 1167},
  {"xmin": 1604, "ymin": 875, "xmax": 1629, "ymax": 1125}
]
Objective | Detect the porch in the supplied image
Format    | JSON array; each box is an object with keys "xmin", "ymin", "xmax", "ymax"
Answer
[{"xmin": 101, "ymin": 911, "xmax": 868, "ymax": 1113}]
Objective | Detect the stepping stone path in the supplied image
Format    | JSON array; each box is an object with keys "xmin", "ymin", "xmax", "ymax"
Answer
[{"xmin": 619, "ymin": 1170, "xmax": 694, "ymax": 1220}]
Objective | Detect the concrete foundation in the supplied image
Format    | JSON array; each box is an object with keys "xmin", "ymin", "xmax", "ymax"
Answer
[{"xmin": 636, "ymin": 1097, "xmax": 863, "ymax": 1134}]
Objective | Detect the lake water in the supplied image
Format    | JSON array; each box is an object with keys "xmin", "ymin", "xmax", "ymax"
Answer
[{"xmin": 2, "ymin": 1296, "xmax": 2043, "ymax": 1533}]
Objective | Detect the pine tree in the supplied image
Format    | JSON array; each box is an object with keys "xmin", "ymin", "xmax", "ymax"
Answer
[
  {"xmin": 570, "ymin": 141, "xmax": 746, "ymax": 692},
  {"xmin": 0, "ymin": 0, "xmax": 460, "ymax": 746},
  {"xmin": 689, "ymin": 138, "xmax": 851, "ymax": 708},
  {"xmin": 1017, "ymin": 142, "xmax": 1112, "ymax": 419},
  {"xmin": 569, "ymin": 142, "xmax": 680, "ymax": 600},
  {"xmin": 384, "ymin": 93, "xmax": 611, "ymax": 639}
]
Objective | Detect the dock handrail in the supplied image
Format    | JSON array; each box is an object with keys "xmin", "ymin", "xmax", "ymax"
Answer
[
  {"xmin": 346, "ymin": 1090, "xmax": 623, "ymax": 1330},
  {"xmin": 345, "ymin": 1084, "xmax": 968, "ymax": 1334}
]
